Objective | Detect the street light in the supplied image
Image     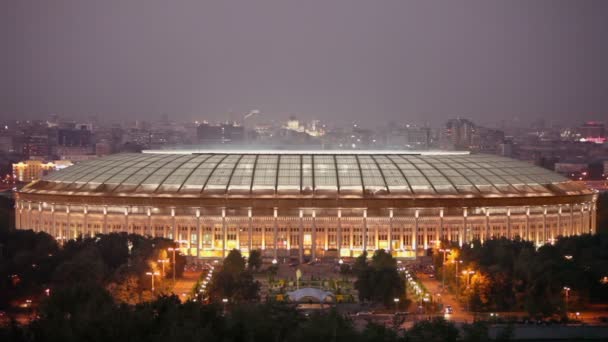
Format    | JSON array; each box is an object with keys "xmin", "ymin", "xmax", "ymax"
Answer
[
  {"xmin": 393, "ymin": 298, "xmax": 400, "ymax": 313},
  {"xmin": 563, "ymin": 286, "xmax": 571, "ymax": 316},
  {"xmin": 222, "ymin": 298, "xmax": 229, "ymax": 314},
  {"xmin": 272, "ymin": 258, "xmax": 277, "ymax": 265},
  {"xmin": 439, "ymin": 248, "xmax": 451, "ymax": 291},
  {"xmin": 167, "ymin": 247, "xmax": 178, "ymax": 282},
  {"xmin": 462, "ymin": 270, "xmax": 475, "ymax": 287},
  {"xmin": 157, "ymin": 259, "xmax": 169, "ymax": 277},
  {"xmin": 146, "ymin": 271, "xmax": 160, "ymax": 292}
]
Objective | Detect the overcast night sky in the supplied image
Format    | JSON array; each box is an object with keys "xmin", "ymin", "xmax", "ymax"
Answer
[{"xmin": 2, "ymin": 0, "xmax": 608, "ymax": 126}]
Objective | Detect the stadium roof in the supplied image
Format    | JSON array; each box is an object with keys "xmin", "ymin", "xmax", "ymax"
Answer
[{"xmin": 22, "ymin": 152, "xmax": 589, "ymax": 198}]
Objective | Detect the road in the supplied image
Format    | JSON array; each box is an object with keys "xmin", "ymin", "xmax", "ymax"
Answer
[
  {"xmin": 416, "ymin": 273, "xmax": 474, "ymax": 323},
  {"xmin": 171, "ymin": 270, "xmax": 202, "ymax": 302}
]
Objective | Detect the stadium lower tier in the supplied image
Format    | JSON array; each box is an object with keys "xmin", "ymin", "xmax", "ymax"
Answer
[{"xmin": 15, "ymin": 199, "xmax": 597, "ymax": 260}]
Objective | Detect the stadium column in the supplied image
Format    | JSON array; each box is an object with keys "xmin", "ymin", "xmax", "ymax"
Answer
[
  {"xmin": 196, "ymin": 208, "xmax": 201, "ymax": 258},
  {"xmin": 337, "ymin": 209, "xmax": 342, "ymax": 256},
  {"xmin": 569, "ymin": 205, "xmax": 574, "ymax": 237},
  {"xmin": 146, "ymin": 208, "xmax": 153, "ymax": 238},
  {"xmin": 557, "ymin": 206, "xmax": 562, "ymax": 238},
  {"xmin": 484, "ymin": 208, "xmax": 490, "ymax": 243},
  {"xmin": 261, "ymin": 216, "xmax": 266, "ymax": 251},
  {"xmin": 388, "ymin": 209, "xmax": 393, "ymax": 252},
  {"xmin": 362, "ymin": 209, "xmax": 367, "ymax": 253},
  {"xmin": 437, "ymin": 209, "xmax": 443, "ymax": 245},
  {"xmin": 222, "ymin": 208, "xmax": 227, "ymax": 259},
  {"xmin": 542, "ymin": 207, "xmax": 548, "ymax": 245},
  {"xmin": 65, "ymin": 206, "xmax": 70, "ymax": 240},
  {"xmin": 38, "ymin": 203, "xmax": 43, "ymax": 233},
  {"xmin": 525, "ymin": 207, "xmax": 530, "ymax": 241},
  {"xmin": 247, "ymin": 208, "xmax": 252, "ymax": 254},
  {"xmin": 51, "ymin": 204, "xmax": 56, "ymax": 238},
  {"xmin": 375, "ymin": 220, "xmax": 380, "ymax": 251},
  {"xmin": 423, "ymin": 215, "xmax": 428, "ymax": 250},
  {"xmin": 83, "ymin": 206, "xmax": 89, "ymax": 238},
  {"xmin": 273, "ymin": 208, "xmax": 278, "ymax": 259},
  {"xmin": 580, "ymin": 206, "xmax": 585, "ymax": 235},
  {"xmin": 506, "ymin": 208, "xmax": 512, "ymax": 239},
  {"xmin": 298, "ymin": 209, "xmax": 304, "ymax": 263},
  {"xmin": 102, "ymin": 206, "xmax": 107, "ymax": 235},
  {"xmin": 125, "ymin": 207, "xmax": 130, "ymax": 235},
  {"xmin": 312, "ymin": 210, "xmax": 317, "ymax": 260},
  {"xmin": 350, "ymin": 214, "xmax": 355, "ymax": 255},
  {"xmin": 171, "ymin": 207, "xmax": 176, "ymax": 242},
  {"xmin": 460, "ymin": 208, "xmax": 466, "ymax": 247},
  {"xmin": 591, "ymin": 201, "xmax": 597, "ymax": 234},
  {"xmin": 413, "ymin": 209, "xmax": 418, "ymax": 252},
  {"xmin": 27, "ymin": 202, "xmax": 32, "ymax": 232},
  {"xmin": 324, "ymin": 211, "xmax": 329, "ymax": 252}
]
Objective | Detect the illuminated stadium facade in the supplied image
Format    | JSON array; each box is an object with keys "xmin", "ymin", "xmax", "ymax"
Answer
[{"xmin": 15, "ymin": 151, "xmax": 597, "ymax": 260}]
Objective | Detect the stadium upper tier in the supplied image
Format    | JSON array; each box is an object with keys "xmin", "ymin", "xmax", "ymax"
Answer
[{"xmin": 22, "ymin": 152, "xmax": 589, "ymax": 198}]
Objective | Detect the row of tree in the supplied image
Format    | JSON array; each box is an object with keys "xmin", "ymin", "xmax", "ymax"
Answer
[
  {"xmin": 1, "ymin": 288, "xmax": 511, "ymax": 342},
  {"xmin": 434, "ymin": 233, "xmax": 608, "ymax": 316},
  {"xmin": 0, "ymin": 230, "xmax": 186, "ymax": 309}
]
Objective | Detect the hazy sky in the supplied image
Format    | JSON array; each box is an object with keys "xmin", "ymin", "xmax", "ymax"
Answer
[{"xmin": 2, "ymin": 0, "xmax": 608, "ymax": 126}]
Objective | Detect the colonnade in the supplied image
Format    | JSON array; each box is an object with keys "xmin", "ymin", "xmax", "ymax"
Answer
[{"xmin": 15, "ymin": 200, "xmax": 597, "ymax": 261}]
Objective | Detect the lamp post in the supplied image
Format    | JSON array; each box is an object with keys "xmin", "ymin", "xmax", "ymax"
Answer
[
  {"xmin": 168, "ymin": 247, "xmax": 177, "ymax": 282},
  {"xmin": 158, "ymin": 259, "xmax": 168, "ymax": 278},
  {"xmin": 394, "ymin": 297, "xmax": 400, "ymax": 313},
  {"xmin": 563, "ymin": 286, "xmax": 571, "ymax": 316},
  {"xmin": 439, "ymin": 248, "xmax": 450, "ymax": 291},
  {"xmin": 146, "ymin": 271, "xmax": 160, "ymax": 292},
  {"xmin": 222, "ymin": 298, "xmax": 228, "ymax": 315},
  {"xmin": 462, "ymin": 270, "xmax": 475, "ymax": 287}
]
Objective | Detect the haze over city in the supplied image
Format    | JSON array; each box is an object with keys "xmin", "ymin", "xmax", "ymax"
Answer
[
  {"xmin": 2, "ymin": 1, "xmax": 608, "ymax": 341},
  {"xmin": 3, "ymin": 0, "xmax": 608, "ymax": 125}
]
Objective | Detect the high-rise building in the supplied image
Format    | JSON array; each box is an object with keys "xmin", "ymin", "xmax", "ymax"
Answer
[
  {"xmin": 197, "ymin": 122, "xmax": 244, "ymax": 145},
  {"xmin": 441, "ymin": 118, "xmax": 476, "ymax": 150}
]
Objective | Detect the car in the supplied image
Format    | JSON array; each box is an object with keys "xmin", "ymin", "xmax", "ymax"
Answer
[
  {"xmin": 444, "ymin": 305, "xmax": 453, "ymax": 315},
  {"xmin": 356, "ymin": 311, "xmax": 373, "ymax": 316}
]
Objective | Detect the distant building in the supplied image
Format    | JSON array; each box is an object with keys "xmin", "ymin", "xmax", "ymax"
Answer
[
  {"xmin": 57, "ymin": 127, "xmax": 93, "ymax": 147},
  {"xmin": 197, "ymin": 122, "xmax": 244, "ymax": 145},
  {"xmin": 470, "ymin": 127, "xmax": 505, "ymax": 153},
  {"xmin": 578, "ymin": 121, "xmax": 606, "ymax": 144},
  {"xmin": 387, "ymin": 125, "xmax": 431, "ymax": 150},
  {"xmin": 441, "ymin": 118, "xmax": 476, "ymax": 150},
  {"xmin": 18, "ymin": 135, "xmax": 51, "ymax": 158},
  {"xmin": 12, "ymin": 160, "xmax": 73, "ymax": 183}
]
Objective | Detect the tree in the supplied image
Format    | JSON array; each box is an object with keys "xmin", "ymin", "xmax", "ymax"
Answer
[
  {"xmin": 208, "ymin": 249, "xmax": 260, "ymax": 303},
  {"xmin": 406, "ymin": 317, "xmax": 460, "ymax": 342},
  {"xmin": 224, "ymin": 249, "xmax": 246, "ymax": 275},
  {"xmin": 354, "ymin": 249, "xmax": 404, "ymax": 306},
  {"xmin": 247, "ymin": 249, "xmax": 262, "ymax": 272}
]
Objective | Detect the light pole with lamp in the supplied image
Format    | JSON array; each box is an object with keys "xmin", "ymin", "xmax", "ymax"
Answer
[
  {"xmin": 146, "ymin": 271, "xmax": 160, "ymax": 292},
  {"xmin": 167, "ymin": 247, "xmax": 177, "ymax": 282},
  {"xmin": 157, "ymin": 259, "xmax": 168, "ymax": 278},
  {"xmin": 439, "ymin": 248, "xmax": 450, "ymax": 291},
  {"xmin": 563, "ymin": 286, "xmax": 571, "ymax": 317},
  {"xmin": 393, "ymin": 297, "xmax": 400, "ymax": 313},
  {"xmin": 222, "ymin": 298, "xmax": 228, "ymax": 315}
]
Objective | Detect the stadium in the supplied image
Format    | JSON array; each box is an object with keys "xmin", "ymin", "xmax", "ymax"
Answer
[{"xmin": 15, "ymin": 150, "xmax": 597, "ymax": 260}]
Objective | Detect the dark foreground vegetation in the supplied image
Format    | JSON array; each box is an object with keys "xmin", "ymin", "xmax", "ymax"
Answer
[
  {"xmin": 0, "ymin": 230, "xmax": 186, "ymax": 309},
  {"xmin": 0, "ymin": 291, "xmax": 510, "ymax": 342}
]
